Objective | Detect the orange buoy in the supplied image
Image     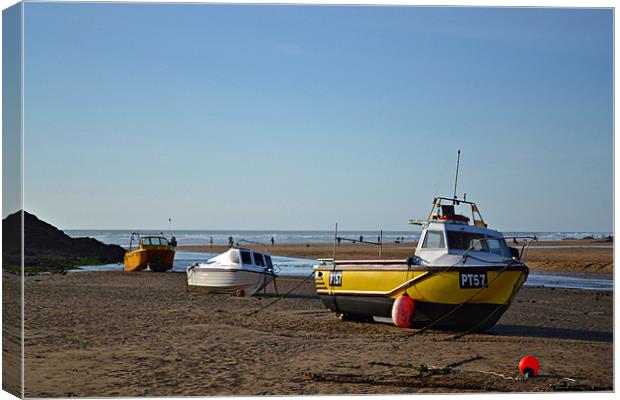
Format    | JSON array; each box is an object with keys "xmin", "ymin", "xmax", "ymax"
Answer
[
  {"xmin": 391, "ymin": 293, "xmax": 415, "ymax": 328},
  {"xmin": 519, "ymin": 355, "xmax": 540, "ymax": 377}
]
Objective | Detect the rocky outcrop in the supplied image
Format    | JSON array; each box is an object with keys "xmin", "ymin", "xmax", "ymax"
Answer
[{"xmin": 3, "ymin": 210, "xmax": 125, "ymax": 272}]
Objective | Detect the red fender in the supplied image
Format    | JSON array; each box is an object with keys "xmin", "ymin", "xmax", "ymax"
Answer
[{"xmin": 391, "ymin": 293, "xmax": 415, "ymax": 328}]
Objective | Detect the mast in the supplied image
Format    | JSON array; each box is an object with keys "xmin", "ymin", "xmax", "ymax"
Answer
[{"xmin": 453, "ymin": 149, "xmax": 461, "ymax": 203}]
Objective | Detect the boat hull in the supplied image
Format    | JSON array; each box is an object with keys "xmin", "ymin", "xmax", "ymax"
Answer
[
  {"xmin": 314, "ymin": 262, "xmax": 528, "ymax": 331},
  {"xmin": 187, "ymin": 267, "xmax": 274, "ymax": 296},
  {"xmin": 124, "ymin": 249, "xmax": 175, "ymax": 272}
]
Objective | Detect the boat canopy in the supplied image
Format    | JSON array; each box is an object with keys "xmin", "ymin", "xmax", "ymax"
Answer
[
  {"xmin": 411, "ymin": 196, "xmax": 514, "ymax": 262},
  {"xmin": 209, "ymin": 248, "xmax": 273, "ymax": 269},
  {"xmin": 128, "ymin": 231, "xmax": 172, "ymax": 251},
  {"xmin": 415, "ymin": 219, "xmax": 512, "ymax": 263}
]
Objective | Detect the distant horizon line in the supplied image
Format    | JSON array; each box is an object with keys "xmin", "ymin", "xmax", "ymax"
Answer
[
  {"xmin": 5, "ymin": 211, "xmax": 613, "ymax": 234},
  {"xmin": 62, "ymin": 228, "xmax": 614, "ymax": 234}
]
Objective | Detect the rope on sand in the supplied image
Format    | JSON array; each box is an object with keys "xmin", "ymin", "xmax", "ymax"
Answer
[
  {"xmin": 246, "ymin": 271, "xmax": 315, "ymax": 317},
  {"xmin": 473, "ymin": 369, "xmax": 579, "ymax": 387}
]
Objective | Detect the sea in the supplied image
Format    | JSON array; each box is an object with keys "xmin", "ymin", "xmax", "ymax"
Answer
[{"xmin": 66, "ymin": 229, "xmax": 613, "ymax": 291}]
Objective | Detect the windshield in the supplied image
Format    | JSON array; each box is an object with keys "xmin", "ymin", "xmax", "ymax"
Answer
[
  {"xmin": 446, "ymin": 231, "xmax": 511, "ymax": 257},
  {"xmin": 254, "ymin": 253, "xmax": 265, "ymax": 267},
  {"xmin": 421, "ymin": 231, "xmax": 445, "ymax": 249},
  {"xmin": 447, "ymin": 231, "xmax": 487, "ymax": 251},
  {"xmin": 240, "ymin": 251, "xmax": 252, "ymax": 265},
  {"xmin": 487, "ymin": 238, "xmax": 512, "ymax": 258},
  {"xmin": 143, "ymin": 237, "xmax": 167, "ymax": 246}
]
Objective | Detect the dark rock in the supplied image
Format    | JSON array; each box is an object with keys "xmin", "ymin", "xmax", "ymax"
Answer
[{"xmin": 3, "ymin": 210, "xmax": 125, "ymax": 270}]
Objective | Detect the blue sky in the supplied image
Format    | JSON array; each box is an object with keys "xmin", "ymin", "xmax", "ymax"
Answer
[{"xmin": 22, "ymin": 4, "xmax": 613, "ymax": 231}]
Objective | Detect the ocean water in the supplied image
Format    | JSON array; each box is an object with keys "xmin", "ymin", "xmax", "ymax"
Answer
[
  {"xmin": 76, "ymin": 251, "xmax": 613, "ymax": 291},
  {"xmin": 75, "ymin": 251, "xmax": 310, "ymax": 276},
  {"xmin": 66, "ymin": 230, "xmax": 613, "ymax": 291},
  {"xmin": 65, "ymin": 229, "xmax": 613, "ymax": 248}
]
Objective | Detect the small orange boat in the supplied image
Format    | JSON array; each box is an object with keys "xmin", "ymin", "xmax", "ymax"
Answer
[{"xmin": 124, "ymin": 232, "xmax": 176, "ymax": 272}]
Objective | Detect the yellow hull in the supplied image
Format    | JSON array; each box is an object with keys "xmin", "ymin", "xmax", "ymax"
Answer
[
  {"xmin": 124, "ymin": 249, "xmax": 175, "ymax": 272},
  {"xmin": 314, "ymin": 261, "xmax": 528, "ymax": 331}
]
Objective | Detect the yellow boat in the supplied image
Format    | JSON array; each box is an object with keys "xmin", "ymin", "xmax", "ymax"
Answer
[
  {"xmin": 314, "ymin": 196, "xmax": 531, "ymax": 332},
  {"xmin": 124, "ymin": 232, "xmax": 176, "ymax": 272}
]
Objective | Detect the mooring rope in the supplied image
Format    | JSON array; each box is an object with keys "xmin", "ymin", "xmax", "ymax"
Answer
[
  {"xmin": 246, "ymin": 271, "xmax": 315, "ymax": 317},
  {"xmin": 445, "ymin": 268, "xmax": 528, "ymax": 340},
  {"xmin": 407, "ymin": 259, "xmax": 521, "ymax": 337}
]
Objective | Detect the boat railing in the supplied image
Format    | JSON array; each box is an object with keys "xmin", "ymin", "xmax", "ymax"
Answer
[
  {"xmin": 504, "ymin": 235, "xmax": 538, "ymax": 262},
  {"xmin": 427, "ymin": 196, "xmax": 487, "ymax": 228}
]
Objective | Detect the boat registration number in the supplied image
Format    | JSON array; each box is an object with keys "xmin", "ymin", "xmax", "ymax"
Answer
[
  {"xmin": 459, "ymin": 272, "xmax": 488, "ymax": 289},
  {"xmin": 329, "ymin": 271, "xmax": 343, "ymax": 286}
]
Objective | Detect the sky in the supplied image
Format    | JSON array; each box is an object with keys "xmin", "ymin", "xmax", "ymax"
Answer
[{"xmin": 19, "ymin": 3, "xmax": 613, "ymax": 231}]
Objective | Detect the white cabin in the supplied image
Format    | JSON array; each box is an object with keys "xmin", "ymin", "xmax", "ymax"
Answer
[
  {"xmin": 205, "ymin": 248, "xmax": 274, "ymax": 272},
  {"xmin": 413, "ymin": 197, "xmax": 515, "ymax": 265}
]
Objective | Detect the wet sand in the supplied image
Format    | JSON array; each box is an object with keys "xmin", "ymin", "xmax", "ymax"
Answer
[
  {"xmin": 179, "ymin": 240, "xmax": 613, "ymax": 273},
  {"xmin": 21, "ymin": 271, "xmax": 612, "ymax": 396}
]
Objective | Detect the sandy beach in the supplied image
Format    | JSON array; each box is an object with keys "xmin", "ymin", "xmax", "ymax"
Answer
[
  {"xmin": 179, "ymin": 239, "xmax": 613, "ymax": 273},
  {"xmin": 18, "ymin": 262, "xmax": 612, "ymax": 396}
]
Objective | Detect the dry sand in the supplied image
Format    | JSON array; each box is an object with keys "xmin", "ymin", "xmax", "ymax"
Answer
[
  {"xmin": 3, "ymin": 273, "xmax": 22, "ymax": 397},
  {"xmin": 17, "ymin": 269, "xmax": 612, "ymax": 396},
  {"xmin": 179, "ymin": 240, "xmax": 613, "ymax": 273}
]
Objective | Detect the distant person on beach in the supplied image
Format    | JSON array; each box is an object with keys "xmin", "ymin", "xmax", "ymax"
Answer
[
  {"xmin": 228, "ymin": 236, "xmax": 234, "ymax": 247},
  {"xmin": 210, "ymin": 236, "xmax": 213, "ymax": 248},
  {"xmin": 170, "ymin": 236, "xmax": 177, "ymax": 247},
  {"xmin": 271, "ymin": 237, "xmax": 275, "ymax": 246},
  {"xmin": 360, "ymin": 235, "xmax": 363, "ymax": 243},
  {"xmin": 377, "ymin": 236, "xmax": 380, "ymax": 243},
  {"xmin": 337, "ymin": 237, "xmax": 341, "ymax": 246}
]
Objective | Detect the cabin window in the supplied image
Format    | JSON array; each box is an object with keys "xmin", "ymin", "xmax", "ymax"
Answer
[
  {"xmin": 142, "ymin": 238, "xmax": 151, "ymax": 245},
  {"xmin": 254, "ymin": 253, "xmax": 265, "ymax": 267},
  {"xmin": 488, "ymin": 238, "xmax": 511, "ymax": 257},
  {"xmin": 446, "ymin": 231, "xmax": 487, "ymax": 251},
  {"xmin": 421, "ymin": 231, "xmax": 445, "ymax": 249},
  {"xmin": 240, "ymin": 251, "xmax": 253, "ymax": 265},
  {"xmin": 145, "ymin": 237, "xmax": 163, "ymax": 246},
  {"xmin": 265, "ymin": 255, "xmax": 273, "ymax": 268}
]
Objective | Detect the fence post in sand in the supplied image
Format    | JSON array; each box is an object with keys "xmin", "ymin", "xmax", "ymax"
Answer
[{"xmin": 332, "ymin": 223, "xmax": 338, "ymax": 261}]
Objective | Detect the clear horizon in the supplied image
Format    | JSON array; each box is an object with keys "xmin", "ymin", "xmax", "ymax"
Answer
[{"xmin": 16, "ymin": 4, "xmax": 613, "ymax": 232}]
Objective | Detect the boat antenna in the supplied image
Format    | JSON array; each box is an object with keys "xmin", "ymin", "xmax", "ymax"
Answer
[
  {"xmin": 168, "ymin": 218, "xmax": 172, "ymax": 236},
  {"xmin": 453, "ymin": 149, "xmax": 461, "ymax": 203}
]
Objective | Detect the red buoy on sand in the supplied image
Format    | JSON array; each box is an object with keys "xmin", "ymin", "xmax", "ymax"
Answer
[
  {"xmin": 391, "ymin": 293, "xmax": 415, "ymax": 328},
  {"xmin": 519, "ymin": 355, "xmax": 540, "ymax": 377}
]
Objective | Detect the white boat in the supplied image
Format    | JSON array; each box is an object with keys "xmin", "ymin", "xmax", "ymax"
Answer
[{"xmin": 186, "ymin": 248, "xmax": 275, "ymax": 296}]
